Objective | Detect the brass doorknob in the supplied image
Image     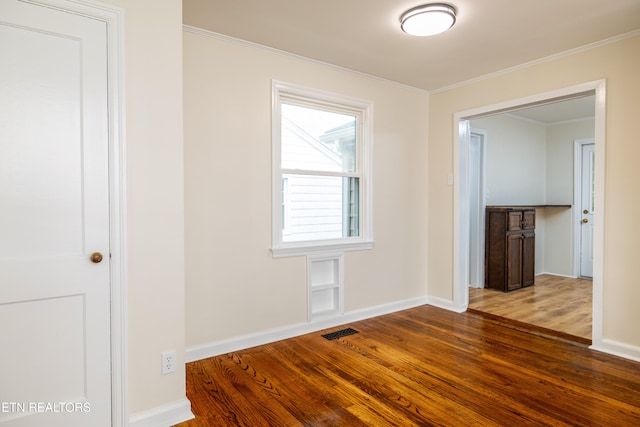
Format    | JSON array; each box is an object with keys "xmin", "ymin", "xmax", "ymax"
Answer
[
  {"xmin": 582, "ymin": 218, "xmax": 589, "ymax": 223},
  {"xmin": 90, "ymin": 252, "xmax": 103, "ymax": 263},
  {"xmin": 583, "ymin": 209, "xmax": 589, "ymax": 214}
]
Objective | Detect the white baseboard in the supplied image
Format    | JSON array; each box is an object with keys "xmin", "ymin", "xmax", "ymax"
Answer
[
  {"xmin": 591, "ymin": 338, "xmax": 640, "ymax": 363},
  {"xmin": 536, "ymin": 272, "xmax": 578, "ymax": 278},
  {"xmin": 129, "ymin": 398, "xmax": 194, "ymax": 427},
  {"xmin": 186, "ymin": 296, "xmax": 428, "ymax": 362},
  {"xmin": 426, "ymin": 295, "xmax": 467, "ymax": 313}
]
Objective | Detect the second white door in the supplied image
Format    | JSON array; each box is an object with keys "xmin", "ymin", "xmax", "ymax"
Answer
[{"xmin": 579, "ymin": 142, "xmax": 595, "ymax": 278}]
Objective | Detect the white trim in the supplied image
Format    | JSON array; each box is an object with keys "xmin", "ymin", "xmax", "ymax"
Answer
[
  {"xmin": 105, "ymin": 5, "xmax": 128, "ymax": 426},
  {"xmin": 272, "ymin": 240, "xmax": 374, "ymax": 258},
  {"xmin": 535, "ymin": 272, "xmax": 578, "ymax": 279},
  {"xmin": 453, "ymin": 80, "xmax": 607, "ymax": 353},
  {"xmin": 453, "ymin": 81, "xmax": 603, "ymax": 120},
  {"xmin": 186, "ymin": 296, "xmax": 428, "ymax": 362},
  {"xmin": 426, "ymin": 296, "xmax": 467, "ymax": 313},
  {"xmin": 182, "ymin": 25, "xmax": 429, "ymax": 95},
  {"xmin": 591, "ymin": 339, "xmax": 640, "ymax": 364},
  {"xmin": 453, "ymin": 119, "xmax": 470, "ymax": 308},
  {"xmin": 431, "ymin": 30, "xmax": 640, "ymax": 94},
  {"xmin": 468, "ymin": 128, "xmax": 487, "ymax": 289},
  {"xmin": 504, "ymin": 112, "xmax": 595, "ymax": 127},
  {"xmin": 129, "ymin": 398, "xmax": 194, "ymax": 427},
  {"xmin": 573, "ymin": 138, "xmax": 595, "ymax": 278},
  {"xmin": 590, "ymin": 81, "xmax": 607, "ymax": 350},
  {"xmin": 271, "ymin": 80, "xmax": 374, "ymax": 257},
  {"xmin": 24, "ymin": 1, "xmax": 128, "ymax": 425}
]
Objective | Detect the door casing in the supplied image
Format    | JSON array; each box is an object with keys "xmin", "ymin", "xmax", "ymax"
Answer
[
  {"xmin": 453, "ymin": 80, "xmax": 606, "ymax": 350},
  {"xmin": 468, "ymin": 129, "xmax": 487, "ymax": 288},
  {"xmin": 29, "ymin": 1, "xmax": 127, "ymax": 425}
]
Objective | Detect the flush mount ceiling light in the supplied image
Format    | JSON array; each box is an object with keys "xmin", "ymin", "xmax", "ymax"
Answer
[{"xmin": 400, "ymin": 3, "xmax": 457, "ymax": 36}]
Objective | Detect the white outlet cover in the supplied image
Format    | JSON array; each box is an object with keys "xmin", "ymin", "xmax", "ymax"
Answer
[{"xmin": 161, "ymin": 351, "xmax": 176, "ymax": 375}]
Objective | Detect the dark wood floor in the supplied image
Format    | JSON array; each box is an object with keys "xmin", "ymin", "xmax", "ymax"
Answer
[
  {"xmin": 468, "ymin": 274, "xmax": 592, "ymax": 343},
  {"xmin": 178, "ymin": 305, "xmax": 640, "ymax": 426}
]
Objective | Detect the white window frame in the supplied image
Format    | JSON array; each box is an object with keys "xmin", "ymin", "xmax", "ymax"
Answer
[{"xmin": 271, "ymin": 80, "xmax": 374, "ymax": 257}]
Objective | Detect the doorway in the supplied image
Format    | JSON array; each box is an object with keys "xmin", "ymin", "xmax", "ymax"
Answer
[{"xmin": 453, "ymin": 81, "xmax": 606, "ymax": 347}]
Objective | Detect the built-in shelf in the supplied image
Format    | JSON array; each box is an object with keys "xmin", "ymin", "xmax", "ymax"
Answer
[{"xmin": 307, "ymin": 254, "xmax": 344, "ymax": 321}]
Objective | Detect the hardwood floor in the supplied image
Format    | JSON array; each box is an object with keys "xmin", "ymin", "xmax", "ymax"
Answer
[
  {"xmin": 177, "ymin": 305, "xmax": 640, "ymax": 426},
  {"xmin": 468, "ymin": 274, "xmax": 592, "ymax": 343}
]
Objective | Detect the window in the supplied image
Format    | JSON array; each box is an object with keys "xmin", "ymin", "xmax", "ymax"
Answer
[{"xmin": 272, "ymin": 81, "xmax": 373, "ymax": 256}]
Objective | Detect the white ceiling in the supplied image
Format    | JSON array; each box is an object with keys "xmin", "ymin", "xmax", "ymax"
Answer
[{"xmin": 183, "ymin": 0, "xmax": 640, "ymax": 92}]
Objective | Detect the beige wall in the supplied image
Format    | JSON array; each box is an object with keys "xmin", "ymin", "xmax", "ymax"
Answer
[
  {"xmin": 183, "ymin": 30, "xmax": 429, "ymax": 349},
  {"xmin": 429, "ymin": 34, "xmax": 640, "ymax": 346},
  {"xmin": 102, "ymin": 0, "xmax": 187, "ymax": 415}
]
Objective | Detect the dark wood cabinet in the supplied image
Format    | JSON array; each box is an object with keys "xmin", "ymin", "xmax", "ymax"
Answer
[{"xmin": 485, "ymin": 207, "xmax": 535, "ymax": 292}]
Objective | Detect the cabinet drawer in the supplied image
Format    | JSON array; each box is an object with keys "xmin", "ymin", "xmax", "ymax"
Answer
[{"xmin": 507, "ymin": 211, "xmax": 523, "ymax": 231}]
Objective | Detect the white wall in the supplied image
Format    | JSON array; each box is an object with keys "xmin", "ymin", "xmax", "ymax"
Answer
[
  {"xmin": 183, "ymin": 28, "xmax": 429, "ymax": 353},
  {"xmin": 544, "ymin": 119, "xmax": 595, "ymax": 276},
  {"xmin": 471, "ymin": 115, "xmax": 547, "ymax": 206}
]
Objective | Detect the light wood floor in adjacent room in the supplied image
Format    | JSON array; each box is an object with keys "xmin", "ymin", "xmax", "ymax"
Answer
[
  {"xmin": 468, "ymin": 274, "xmax": 592, "ymax": 344},
  {"xmin": 177, "ymin": 305, "xmax": 640, "ymax": 427}
]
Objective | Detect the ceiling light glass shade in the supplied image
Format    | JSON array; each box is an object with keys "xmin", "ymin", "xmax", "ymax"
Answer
[{"xmin": 400, "ymin": 3, "xmax": 456, "ymax": 36}]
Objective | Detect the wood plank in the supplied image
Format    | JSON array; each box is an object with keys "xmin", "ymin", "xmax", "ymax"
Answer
[
  {"xmin": 179, "ymin": 305, "xmax": 640, "ymax": 426},
  {"xmin": 469, "ymin": 274, "xmax": 592, "ymax": 341}
]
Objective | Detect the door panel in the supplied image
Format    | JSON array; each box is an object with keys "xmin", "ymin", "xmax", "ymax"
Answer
[
  {"xmin": 0, "ymin": 1, "xmax": 110, "ymax": 425},
  {"xmin": 522, "ymin": 232, "xmax": 536, "ymax": 287},
  {"xmin": 506, "ymin": 234, "xmax": 523, "ymax": 290},
  {"xmin": 0, "ymin": 24, "xmax": 84, "ymax": 258}
]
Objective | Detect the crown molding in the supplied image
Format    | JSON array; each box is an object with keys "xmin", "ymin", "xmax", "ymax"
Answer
[
  {"xmin": 430, "ymin": 29, "xmax": 640, "ymax": 94},
  {"xmin": 182, "ymin": 25, "xmax": 429, "ymax": 95}
]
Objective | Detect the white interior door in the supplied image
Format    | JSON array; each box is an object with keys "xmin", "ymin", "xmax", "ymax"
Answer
[
  {"xmin": 579, "ymin": 143, "xmax": 595, "ymax": 278},
  {"xmin": 0, "ymin": 1, "xmax": 111, "ymax": 426}
]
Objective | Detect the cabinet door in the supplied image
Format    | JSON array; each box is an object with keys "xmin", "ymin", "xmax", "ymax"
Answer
[
  {"xmin": 522, "ymin": 232, "xmax": 535, "ymax": 287},
  {"xmin": 506, "ymin": 233, "xmax": 523, "ymax": 291}
]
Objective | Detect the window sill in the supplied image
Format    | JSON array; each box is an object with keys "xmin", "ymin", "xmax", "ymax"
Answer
[{"xmin": 271, "ymin": 240, "xmax": 374, "ymax": 258}]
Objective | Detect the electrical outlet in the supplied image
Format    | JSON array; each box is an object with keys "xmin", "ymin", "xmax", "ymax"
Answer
[{"xmin": 161, "ymin": 351, "xmax": 176, "ymax": 375}]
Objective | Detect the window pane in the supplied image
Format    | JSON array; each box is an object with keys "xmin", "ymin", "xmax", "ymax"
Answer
[
  {"xmin": 281, "ymin": 103, "xmax": 356, "ymax": 173},
  {"xmin": 282, "ymin": 174, "xmax": 359, "ymax": 242}
]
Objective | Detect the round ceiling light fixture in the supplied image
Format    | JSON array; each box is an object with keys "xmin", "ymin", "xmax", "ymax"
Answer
[{"xmin": 400, "ymin": 3, "xmax": 457, "ymax": 36}]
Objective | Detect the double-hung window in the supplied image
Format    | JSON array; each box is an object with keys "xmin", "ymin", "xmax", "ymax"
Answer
[{"xmin": 272, "ymin": 81, "xmax": 373, "ymax": 256}]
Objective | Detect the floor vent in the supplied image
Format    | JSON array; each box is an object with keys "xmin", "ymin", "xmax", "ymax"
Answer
[{"xmin": 322, "ymin": 328, "xmax": 358, "ymax": 341}]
